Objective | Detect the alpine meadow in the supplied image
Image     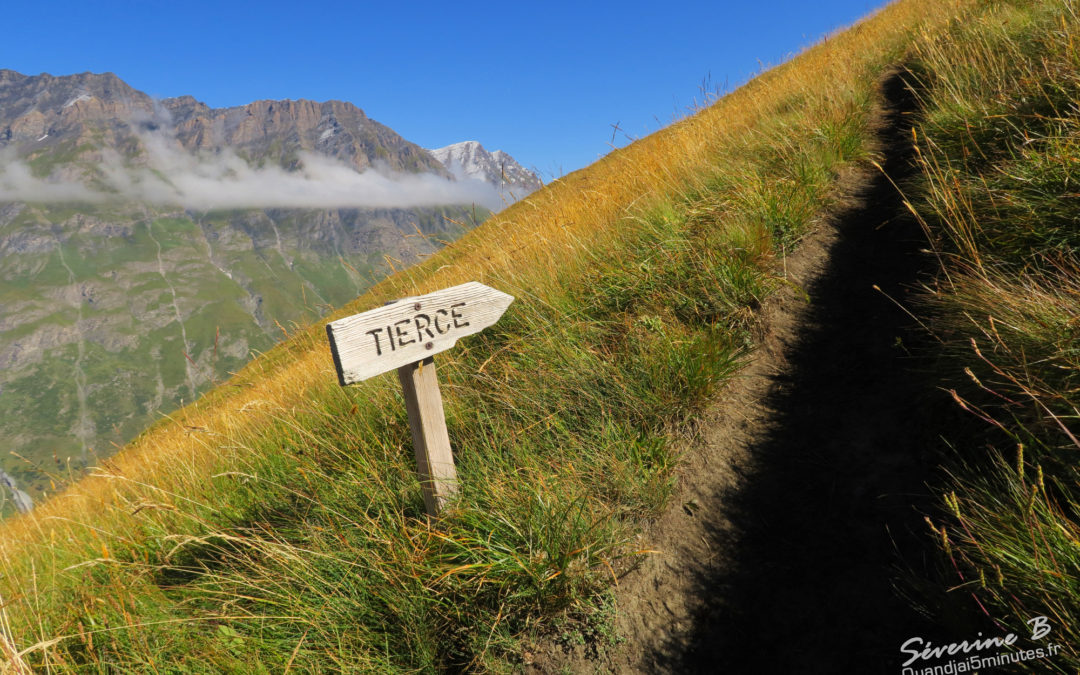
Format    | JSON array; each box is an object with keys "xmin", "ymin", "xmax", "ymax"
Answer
[{"xmin": 3, "ymin": 0, "xmax": 1080, "ymax": 672}]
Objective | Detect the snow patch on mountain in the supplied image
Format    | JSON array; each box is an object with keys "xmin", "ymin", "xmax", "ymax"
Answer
[
  {"xmin": 428, "ymin": 141, "xmax": 541, "ymax": 200},
  {"xmin": 62, "ymin": 93, "xmax": 92, "ymax": 109}
]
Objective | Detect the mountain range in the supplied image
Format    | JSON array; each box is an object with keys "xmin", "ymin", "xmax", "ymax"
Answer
[{"xmin": 0, "ymin": 69, "xmax": 540, "ymax": 505}]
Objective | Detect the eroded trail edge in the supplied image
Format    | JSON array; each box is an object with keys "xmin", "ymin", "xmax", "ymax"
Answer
[{"xmin": 536, "ymin": 69, "xmax": 955, "ymax": 674}]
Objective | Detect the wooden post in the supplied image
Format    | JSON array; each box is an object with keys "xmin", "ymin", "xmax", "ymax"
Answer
[
  {"xmin": 326, "ymin": 282, "xmax": 513, "ymax": 517},
  {"xmin": 397, "ymin": 357, "xmax": 457, "ymax": 515}
]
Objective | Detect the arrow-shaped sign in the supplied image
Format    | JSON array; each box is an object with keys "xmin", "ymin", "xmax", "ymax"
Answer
[{"xmin": 326, "ymin": 281, "xmax": 514, "ymax": 385}]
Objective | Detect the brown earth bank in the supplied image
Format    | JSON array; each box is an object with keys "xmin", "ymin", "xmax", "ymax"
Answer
[{"xmin": 527, "ymin": 69, "xmax": 992, "ymax": 674}]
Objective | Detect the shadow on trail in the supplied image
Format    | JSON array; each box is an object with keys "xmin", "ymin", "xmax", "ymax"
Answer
[{"xmin": 649, "ymin": 70, "xmax": 981, "ymax": 673}]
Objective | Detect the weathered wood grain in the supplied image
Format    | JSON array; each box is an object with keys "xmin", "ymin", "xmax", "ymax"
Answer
[
  {"xmin": 397, "ymin": 357, "xmax": 457, "ymax": 515},
  {"xmin": 326, "ymin": 282, "xmax": 514, "ymax": 385}
]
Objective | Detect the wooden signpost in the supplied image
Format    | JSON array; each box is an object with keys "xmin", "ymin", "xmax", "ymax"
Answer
[{"xmin": 326, "ymin": 281, "xmax": 514, "ymax": 515}]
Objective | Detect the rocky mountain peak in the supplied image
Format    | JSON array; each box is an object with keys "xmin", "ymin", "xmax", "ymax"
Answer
[
  {"xmin": 0, "ymin": 70, "xmax": 145, "ymax": 117},
  {"xmin": 0, "ymin": 69, "xmax": 28, "ymax": 85},
  {"xmin": 428, "ymin": 140, "xmax": 541, "ymax": 195}
]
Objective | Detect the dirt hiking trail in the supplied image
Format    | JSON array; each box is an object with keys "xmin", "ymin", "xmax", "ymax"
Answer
[{"xmin": 530, "ymin": 69, "xmax": 978, "ymax": 674}]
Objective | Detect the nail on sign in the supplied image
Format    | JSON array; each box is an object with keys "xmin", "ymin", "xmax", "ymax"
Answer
[{"xmin": 326, "ymin": 281, "xmax": 514, "ymax": 385}]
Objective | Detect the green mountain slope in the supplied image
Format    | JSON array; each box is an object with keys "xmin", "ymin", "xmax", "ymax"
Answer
[{"xmin": 0, "ymin": 200, "xmax": 481, "ymax": 498}]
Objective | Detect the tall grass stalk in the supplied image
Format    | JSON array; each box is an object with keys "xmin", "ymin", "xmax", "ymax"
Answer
[{"xmin": 908, "ymin": 0, "xmax": 1080, "ymax": 668}]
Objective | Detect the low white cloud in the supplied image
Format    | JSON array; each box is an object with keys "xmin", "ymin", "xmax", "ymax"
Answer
[
  {"xmin": 0, "ymin": 127, "xmax": 511, "ymax": 212},
  {"xmin": 0, "ymin": 154, "xmax": 102, "ymax": 203}
]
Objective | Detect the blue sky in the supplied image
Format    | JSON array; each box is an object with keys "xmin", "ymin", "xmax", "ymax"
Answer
[{"xmin": 1, "ymin": 0, "xmax": 889, "ymax": 179}]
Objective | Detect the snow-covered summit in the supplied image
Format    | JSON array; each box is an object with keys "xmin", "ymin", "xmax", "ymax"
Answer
[{"xmin": 428, "ymin": 141, "xmax": 542, "ymax": 197}]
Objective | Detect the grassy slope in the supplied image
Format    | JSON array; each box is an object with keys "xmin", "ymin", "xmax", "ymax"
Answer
[
  {"xmin": 904, "ymin": 1, "xmax": 1080, "ymax": 668},
  {"xmin": 0, "ymin": 0, "xmax": 996, "ymax": 671}
]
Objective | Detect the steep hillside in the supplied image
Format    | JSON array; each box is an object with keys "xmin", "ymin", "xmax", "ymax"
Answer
[{"xmin": 7, "ymin": 0, "xmax": 1076, "ymax": 673}]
